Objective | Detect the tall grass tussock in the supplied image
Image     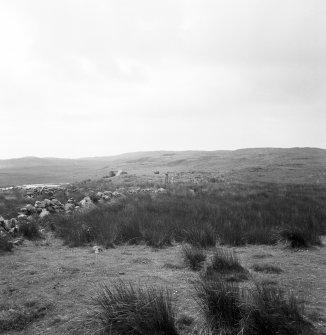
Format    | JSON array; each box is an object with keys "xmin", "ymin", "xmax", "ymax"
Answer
[
  {"xmin": 88, "ymin": 280, "xmax": 179, "ymax": 335},
  {"xmin": 182, "ymin": 244, "xmax": 206, "ymax": 270},
  {"xmin": 195, "ymin": 278, "xmax": 313, "ymax": 335}
]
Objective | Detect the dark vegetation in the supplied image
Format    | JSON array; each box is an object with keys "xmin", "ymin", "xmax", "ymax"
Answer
[
  {"xmin": 0, "ymin": 300, "xmax": 51, "ymax": 332},
  {"xmin": 0, "ymin": 235, "xmax": 13, "ymax": 252},
  {"xmin": 0, "ymin": 189, "xmax": 28, "ymax": 219},
  {"xmin": 203, "ymin": 248, "xmax": 249, "ymax": 282},
  {"xmin": 182, "ymin": 244, "xmax": 206, "ymax": 270},
  {"xmin": 19, "ymin": 221, "xmax": 42, "ymax": 240},
  {"xmin": 47, "ymin": 183, "xmax": 326, "ymax": 248},
  {"xmin": 195, "ymin": 278, "xmax": 313, "ymax": 335},
  {"xmin": 88, "ymin": 281, "xmax": 179, "ymax": 335}
]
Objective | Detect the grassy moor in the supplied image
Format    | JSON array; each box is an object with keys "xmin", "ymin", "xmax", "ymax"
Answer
[{"xmin": 0, "ymin": 149, "xmax": 326, "ymax": 334}]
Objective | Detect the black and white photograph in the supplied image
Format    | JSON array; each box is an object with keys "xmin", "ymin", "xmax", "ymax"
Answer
[{"xmin": 0, "ymin": 1, "xmax": 325, "ymax": 334}]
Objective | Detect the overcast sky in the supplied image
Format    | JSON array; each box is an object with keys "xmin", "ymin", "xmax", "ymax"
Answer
[{"xmin": 1, "ymin": 0, "xmax": 325, "ymax": 158}]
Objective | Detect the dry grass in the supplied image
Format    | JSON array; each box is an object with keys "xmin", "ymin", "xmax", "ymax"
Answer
[
  {"xmin": 0, "ymin": 236, "xmax": 325, "ymax": 334},
  {"xmin": 252, "ymin": 263, "xmax": 283, "ymax": 274}
]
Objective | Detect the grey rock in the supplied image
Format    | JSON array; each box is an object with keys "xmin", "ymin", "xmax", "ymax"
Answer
[{"xmin": 39, "ymin": 209, "xmax": 50, "ymax": 218}]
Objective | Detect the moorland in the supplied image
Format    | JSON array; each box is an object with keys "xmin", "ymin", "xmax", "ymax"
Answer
[{"xmin": 0, "ymin": 148, "xmax": 326, "ymax": 335}]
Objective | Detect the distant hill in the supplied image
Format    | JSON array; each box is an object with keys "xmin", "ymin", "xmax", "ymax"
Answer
[{"xmin": 0, "ymin": 148, "xmax": 326, "ymax": 186}]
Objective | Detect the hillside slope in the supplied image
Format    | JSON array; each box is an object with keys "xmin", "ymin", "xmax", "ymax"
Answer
[{"xmin": 0, "ymin": 148, "xmax": 325, "ymax": 186}]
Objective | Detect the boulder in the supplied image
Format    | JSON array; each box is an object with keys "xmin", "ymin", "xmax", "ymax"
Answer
[
  {"xmin": 157, "ymin": 188, "xmax": 167, "ymax": 193},
  {"xmin": 3, "ymin": 220, "xmax": 11, "ymax": 231},
  {"xmin": 116, "ymin": 170, "xmax": 127, "ymax": 176},
  {"xmin": 64, "ymin": 203, "xmax": 75, "ymax": 212},
  {"xmin": 39, "ymin": 209, "xmax": 50, "ymax": 218},
  {"xmin": 12, "ymin": 238, "xmax": 24, "ymax": 246},
  {"xmin": 25, "ymin": 204, "xmax": 36, "ymax": 213},
  {"xmin": 92, "ymin": 246, "xmax": 103, "ymax": 254},
  {"xmin": 17, "ymin": 214, "xmax": 28, "ymax": 221},
  {"xmin": 79, "ymin": 196, "xmax": 95, "ymax": 208}
]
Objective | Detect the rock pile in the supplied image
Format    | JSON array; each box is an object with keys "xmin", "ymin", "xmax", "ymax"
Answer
[
  {"xmin": 0, "ymin": 186, "xmax": 167, "ymax": 240},
  {"xmin": 24, "ymin": 185, "xmax": 66, "ymax": 199},
  {"xmin": 0, "ymin": 216, "xmax": 18, "ymax": 237}
]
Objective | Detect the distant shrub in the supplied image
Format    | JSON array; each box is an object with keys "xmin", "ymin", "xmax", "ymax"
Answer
[
  {"xmin": 116, "ymin": 221, "xmax": 143, "ymax": 245},
  {"xmin": 195, "ymin": 278, "xmax": 313, "ymax": 335},
  {"xmin": 280, "ymin": 226, "xmax": 321, "ymax": 248},
  {"xmin": 50, "ymin": 208, "xmax": 116, "ymax": 247},
  {"xmin": 183, "ymin": 223, "xmax": 216, "ymax": 248},
  {"xmin": 0, "ymin": 235, "xmax": 13, "ymax": 252},
  {"xmin": 89, "ymin": 281, "xmax": 179, "ymax": 335},
  {"xmin": 19, "ymin": 221, "xmax": 41, "ymax": 240},
  {"xmin": 182, "ymin": 244, "xmax": 206, "ymax": 270},
  {"xmin": 143, "ymin": 229, "xmax": 173, "ymax": 248}
]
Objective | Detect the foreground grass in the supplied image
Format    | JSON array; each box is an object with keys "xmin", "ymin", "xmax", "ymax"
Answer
[
  {"xmin": 88, "ymin": 281, "xmax": 179, "ymax": 335},
  {"xmin": 195, "ymin": 278, "xmax": 313, "ymax": 335},
  {"xmin": 0, "ymin": 237, "xmax": 325, "ymax": 334}
]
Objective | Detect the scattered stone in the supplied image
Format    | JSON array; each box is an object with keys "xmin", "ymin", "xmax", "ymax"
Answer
[
  {"xmin": 64, "ymin": 203, "xmax": 75, "ymax": 212},
  {"xmin": 92, "ymin": 246, "xmax": 103, "ymax": 254},
  {"xmin": 108, "ymin": 171, "xmax": 116, "ymax": 177},
  {"xmin": 116, "ymin": 170, "xmax": 127, "ymax": 176},
  {"xmin": 12, "ymin": 238, "xmax": 24, "ymax": 246},
  {"xmin": 79, "ymin": 196, "xmax": 95, "ymax": 209},
  {"xmin": 39, "ymin": 209, "xmax": 50, "ymax": 218},
  {"xmin": 25, "ymin": 204, "xmax": 36, "ymax": 213}
]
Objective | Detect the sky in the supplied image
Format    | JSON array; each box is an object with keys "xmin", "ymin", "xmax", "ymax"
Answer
[{"xmin": 0, "ymin": 0, "xmax": 325, "ymax": 158}]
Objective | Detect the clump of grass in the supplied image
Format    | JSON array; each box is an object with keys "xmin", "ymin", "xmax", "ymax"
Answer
[
  {"xmin": 88, "ymin": 281, "xmax": 179, "ymax": 335},
  {"xmin": 246, "ymin": 284, "xmax": 313, "ymax": 335},
  {"xmin": 0, "ymin": 235, "xmax": 13, "ymax": 252},
  {"xmin": 204, "ymin": 248, "xmax": 248, "ymax": 282},
  {"xmin": 143, "ymin": 229, "xmax": 173, "ymax": 248},
  {"xmin": 0, "ymin": 301, "xmax": 50, "ymax": 331},
  {"xmin": 182, "ymin": 244, "xmax": 206, "ymax": 270},
  {"xmin": 280, "ymin": 226, "xmax": 321, "ymax": 248},
  {"xmin": 176, "ymin": 313, "xmax": 194, "ymax": 330},
  {"xmin": 183, "ymin": 223, "xmax": 217, "ymax": 248},
  {"xmin": 19, "ymin": 221, "xmax": 41, "ymax": 240},
  {"xmin": 209, "ymin": 248, "xmax": 246, "ymax": 274},
  {"xmin": 195, "ymin": 278, "xmax": 314, "ymax": 335},
  {"xmin": 195, "ymin": 278, "xmax": 243, "ymax": 333},
  {"xmin": 252, "ymin": 263, "xmax": 283, "ymax": 274}
]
